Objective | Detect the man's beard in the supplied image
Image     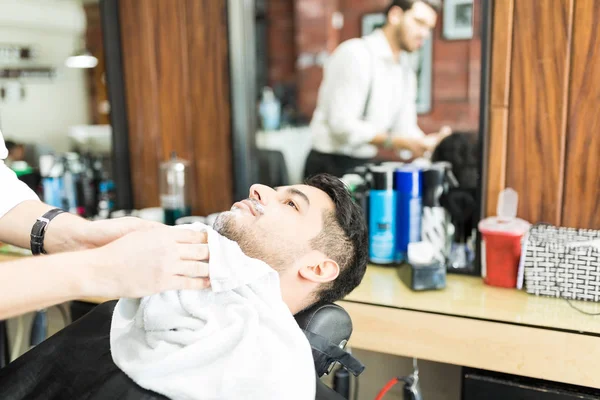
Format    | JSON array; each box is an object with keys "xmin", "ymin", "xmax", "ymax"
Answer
[
  {"xmin": 396, "ymin": 25, "xmax": 415, "ymax": 53},
  {"xmin": 213, "ymin": 212, "xmax": 302, "ymax": 272}
]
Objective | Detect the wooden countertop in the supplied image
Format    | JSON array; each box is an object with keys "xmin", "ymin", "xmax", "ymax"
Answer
[
  {"xmin": 338, "ymin": 265, "xmax": 600, "ymax": 389},
  {"xmin": 343, "ymin": 265, "xmax": 600, "ymax": 335}
]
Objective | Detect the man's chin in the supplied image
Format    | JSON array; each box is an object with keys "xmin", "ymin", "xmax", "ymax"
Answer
[{"xmin": 213, "ymin": 210, "xmax": 247, "ymax": 237}]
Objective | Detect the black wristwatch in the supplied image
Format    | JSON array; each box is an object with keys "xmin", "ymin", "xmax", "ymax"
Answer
[{"xmin": 30, "ymin": 208, "xmax": 66, "ymax": 255}]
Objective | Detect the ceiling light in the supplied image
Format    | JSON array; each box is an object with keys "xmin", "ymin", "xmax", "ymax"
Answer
[{"xmin": 65, "ymin": 50, "xmax": 98, "ymax": 69}]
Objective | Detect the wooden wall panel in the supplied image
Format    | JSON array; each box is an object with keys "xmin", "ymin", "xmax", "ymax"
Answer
[
  {"xmin": 156, "ymin": 1, "xmax": 192, "ymax": 162},
  {"xmin": 84, "ymin": 4, "xmax": 110, "ymax": 125},
  {"xmin": 486, "ymin": 108, "xmax": 509, "ymax": 216},
  {"xmin": 185, "ymin": 0, "xmax": 233, "ymax": 213},
  {"xmin": 562, "ymin": 0, "xmax": 600, "ymax": 229},
  {"xmin": 485, "ymin": 0, "xmax": 514, "ymax": 217},
  {"xmin": 118, "ymin": 0, "xmax": 232, "ymax": 215},
  {"xmin": 120, "ymin": 0, "xmax": 163, "ymax": 210},
  {"xmin": 505, "ymin": 0, "xmax": 574, "ymax": 225},
  {"xmin": 489, "ymin": 0, "xmax": 514, "ymax": 109}
]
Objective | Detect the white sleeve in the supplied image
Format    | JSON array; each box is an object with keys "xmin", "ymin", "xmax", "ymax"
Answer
[
  {"xmin": 391, "ymin": 68, "xmax": 425, "ymax": 138},
  {"xmin": 0, "ymin": 160, "xmax": 40, "ymax": 220},
  {"xmin": 322, "ymin": 42, "xmax": 380, "ymax": 147}
]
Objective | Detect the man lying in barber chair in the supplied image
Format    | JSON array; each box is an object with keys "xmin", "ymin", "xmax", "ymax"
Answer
[{"xmin": 0, "ymin": 174, "xmax": 368, "ymax": 400}]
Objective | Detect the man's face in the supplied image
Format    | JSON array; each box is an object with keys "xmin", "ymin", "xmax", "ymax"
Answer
[
  {"xmin": 213, "ymin": 183, "xmax": 335, "ymax": 272},
  {"xmin": 393, "ymin": 1, "xmax": 438, "ymax": 52},
  {"xmin": 8, "ymin": 145, "xmax": 25, "ymax": 161}
]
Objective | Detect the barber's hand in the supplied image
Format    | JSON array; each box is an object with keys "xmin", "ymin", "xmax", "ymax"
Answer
[
  {"xmin": 392, "ymin": 137, "xmax": 430, "ymax": 158},
  {"xmin": 439, "ymin": 125, "xmax": 452, "ymax": 138},
  {"xmin": 85, "ymin": 227, "xmax": 210, "ymax": 299},
  {"xmin": 425, "ymin": 126, "xmax": 453, "ymax": 151},
  {"xmin": 80, "ymin": 217, "xmax": 163, "ymax": 250},
  {"xmin": 434, "ymin": 125, "xmax": 453, "ymax": 142}
]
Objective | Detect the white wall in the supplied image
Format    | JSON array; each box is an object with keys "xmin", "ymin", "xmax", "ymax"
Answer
[{"xmin": 0, "ymin": 0, "xmax": 91, "ymax": 153}]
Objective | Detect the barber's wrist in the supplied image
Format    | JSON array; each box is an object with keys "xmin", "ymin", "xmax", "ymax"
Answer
[
  {"xmin": 78, "ymin": 246, "xmax": 126, "ymax": 298},
  {"xmin": 43, "ymin": 213, "xmax": 92, "ymax": 254},
  {"xmin": 57, "ymin": 248, "xmax": 108, "ymax": 298},
  {"xmin": 391, "ymin": 137, "xmax": 407, "ymax": 150}
]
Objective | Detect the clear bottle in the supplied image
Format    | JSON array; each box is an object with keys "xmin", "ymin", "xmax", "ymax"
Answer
[
  {"xmin": 159, "ymin": 152, "xmax": 192, "ymax": 225},
  {"xmin": 259, "ymin": 86, "xmax": 281, "ymax": 131}
]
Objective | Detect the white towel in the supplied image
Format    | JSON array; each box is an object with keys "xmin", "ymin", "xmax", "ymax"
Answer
[{"xmin": 110, "ymin": 223, "xmax": 316, "ymax": 400}]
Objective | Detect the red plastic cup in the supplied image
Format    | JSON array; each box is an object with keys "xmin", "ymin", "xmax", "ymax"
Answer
[{"xmin": 478, "ymin": 217, "xmax": 530, "ymax": 288}]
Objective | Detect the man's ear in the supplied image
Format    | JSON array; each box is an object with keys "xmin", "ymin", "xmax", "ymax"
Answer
[
  {"xmin": 298, "ymin": 259, "xmax": 340, "ymax": 284},
  {"xmin": 388, "ymin": 5, "xmax": 404, "ymax": 25}
]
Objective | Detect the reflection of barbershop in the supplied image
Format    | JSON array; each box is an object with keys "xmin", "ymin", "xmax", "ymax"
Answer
[{"xmin": 1, "ymin": 0, "xmax": 599, "ymax": 398}]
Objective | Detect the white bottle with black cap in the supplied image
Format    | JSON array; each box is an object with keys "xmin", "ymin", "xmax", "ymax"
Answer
[{"xmin": 421, "ymin": 162, "xmax": 456, "ymax": 265}]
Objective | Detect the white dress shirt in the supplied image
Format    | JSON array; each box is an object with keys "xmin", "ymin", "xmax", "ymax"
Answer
[
  {"xmin": 310, "ymin": 29, "xmax": 424, "ymax": 159},
  {"xmin": 0, "ymin": 130, "xmax": 39, "ymax": 219}
]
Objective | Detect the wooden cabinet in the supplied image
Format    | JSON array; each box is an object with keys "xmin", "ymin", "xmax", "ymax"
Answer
[{"xmin": 485, "ymin": 0, "xmax": 600, "ymax": 229}]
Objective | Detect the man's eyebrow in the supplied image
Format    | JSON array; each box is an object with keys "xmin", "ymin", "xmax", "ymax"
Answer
[{"xmin": 275, "ymin": 187, "xmax": 310, "ymax": 206}]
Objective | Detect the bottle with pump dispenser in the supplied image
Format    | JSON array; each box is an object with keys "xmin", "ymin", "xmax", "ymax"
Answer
[{"xmin": 159, "ymin": 152, "xmax": 192, "ymax": 225}]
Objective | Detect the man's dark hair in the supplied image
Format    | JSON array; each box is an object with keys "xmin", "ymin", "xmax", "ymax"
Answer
[
  {"xmin": 4, "ymin": 140, "xmax": 17, "ymax": 152},
  {"xmin": 386, "ymin": 0, "xmax": 442, "ymax": 15},
  {"xmin": 431, "ymin": 131, "xmax": 479, "ymax": 189},
  {"xmin": 304, "ymin": 173, "xmax": 368, "ymax": 304}
]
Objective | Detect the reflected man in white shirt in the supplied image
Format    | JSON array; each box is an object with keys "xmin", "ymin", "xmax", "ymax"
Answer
[{"xmin": 305, "ymin": 0, "xmax": 449, "ymax": 178}]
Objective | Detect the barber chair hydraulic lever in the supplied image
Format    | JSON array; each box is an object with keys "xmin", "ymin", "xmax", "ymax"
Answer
[{"xmin": 375, "ymin": 358, "xmax": 423, "ymax": 400}]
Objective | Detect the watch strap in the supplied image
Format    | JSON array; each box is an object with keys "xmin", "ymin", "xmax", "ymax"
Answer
[{"xmin": 30, "ymin": 208, "xmax": 66, "ymax": 255}]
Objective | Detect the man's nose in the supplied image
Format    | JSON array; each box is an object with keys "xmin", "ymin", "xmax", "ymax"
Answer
[{"xmin": 248, "ymin": 184, "xmax": 274, "ymax": 206}]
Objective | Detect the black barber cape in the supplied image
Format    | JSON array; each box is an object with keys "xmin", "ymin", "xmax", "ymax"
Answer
[
  {"xmin": 0, "ymin": 301, "xmax": 168, "ymax": 400},
  {"xmin": 0, "ymin": 301, "xmax": 337, "ymax": 400}
]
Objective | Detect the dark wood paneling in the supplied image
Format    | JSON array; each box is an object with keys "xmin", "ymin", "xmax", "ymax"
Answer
[
  {"xmin": 120, "ymin": 0, "xmax": 162, "ymax": 210},
  {"xmin": 84, "ymin": 4, "xmax": 110, "ymax": 125},
  {"xmin": 118, "ymin": 0, "xmax": 232, "ymax": 215},
  {"xmin": 490, "ymin": 0, "xmax": 514, "ymax": 108},
  {"xmin": 562, "ymin": 0, "xmax": 600, "ymax": 229},
  {"xmin": 486, "ymin": 107, "xmax": 509, "ymax": 216},
  {"xmin": 485, "ymin": 0, "xmax": 513, "ymax": 217},
  {"xmin": 156, "ymin": 0, "xmax": 191, "ymax": 162},
  {"xmin": 505, "ymin": 0, "xmax": 574, "ymax": 225},
  {"xmin": 185, "ymin": 0, "xmax": 233, "ymax": 213}
]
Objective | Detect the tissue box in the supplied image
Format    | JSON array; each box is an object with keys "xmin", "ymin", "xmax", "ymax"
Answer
[{"xmin": 398, "ymin": 261, "xmax": 446, "ymax": 291}]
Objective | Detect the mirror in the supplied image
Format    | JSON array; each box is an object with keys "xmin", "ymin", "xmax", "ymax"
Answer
[
  {"xmin": 0, "ymin": 0, "xmax": 115, "ymax": 218},
  {"xmin": 236, "ymin": 0, "xmax": 490, "ymax": 276}
]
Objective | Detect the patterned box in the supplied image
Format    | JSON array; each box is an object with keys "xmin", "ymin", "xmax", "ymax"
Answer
[{"xmin": 520, "ymin": 224, "xmax": 600, "ymax": 302}]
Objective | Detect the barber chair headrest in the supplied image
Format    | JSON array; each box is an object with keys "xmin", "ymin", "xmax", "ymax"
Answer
[{"xmin": 295, "ymin": 303, "xmax": 365, "ymax": 378}]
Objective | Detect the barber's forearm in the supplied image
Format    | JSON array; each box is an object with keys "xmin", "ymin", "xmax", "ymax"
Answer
[
  {"xmin": 369, "ymin": 134, "xmax": 414, "ymax": 148},
  {"xmin": 369, "ymin": 134, "xmax": 409, "ymax": 150},
  {"xmin": 0, "ymin": 251, "xmax": 98, "ymax": 319},
  {"xmin": 368, "ymin": 133, "xmax": 389, "ymax": 147},
  {"xmin": 0, "ymin": 200, "xmax": 90, "ymax": 253}
]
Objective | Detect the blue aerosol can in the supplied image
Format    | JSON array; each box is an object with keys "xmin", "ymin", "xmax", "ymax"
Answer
[
  {"xmin": 368, "ymin": 166, "xmax": 396, "ymax": 265},
  {"xmin": 39, "ymin": 154, "xmax": 64, "ymax": 210},
  {"xmin": 395, "ymin": 165, "xmax": 423, "ymax": 263}
]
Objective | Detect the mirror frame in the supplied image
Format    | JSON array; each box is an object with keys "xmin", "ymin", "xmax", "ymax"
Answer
[
  {"xmin": 100, "ymin": 0, "xmax": 134, "ymax": 211},
  {"xmin": 100, "ymin": 0, "xmax": 493, "ymax": 278},
  {"xmin": 471, "ymin": 0, "xmax": 493, "ymax": 277}
]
